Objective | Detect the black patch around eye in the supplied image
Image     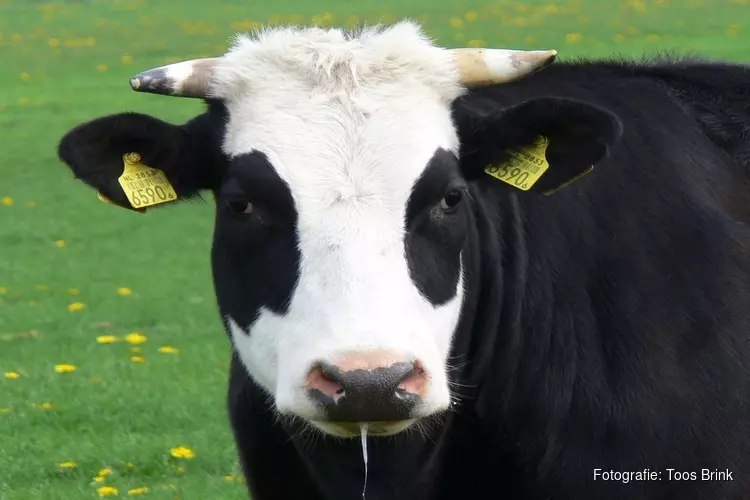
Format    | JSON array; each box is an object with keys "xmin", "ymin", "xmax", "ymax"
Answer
[
  {"xmin": 212, "ymin": 151, "xmax": 301, "ymax": 333},
  {"xmin": 405, "ymin": 149, "xmax": 465, "ymax": 222},
  {"xmin": 229, "ymin": 152, "xmax": 297, "ymax": 224},
  {"xmin": 404, "ymin": 148, "xmax": 467, "ymax": 306}
]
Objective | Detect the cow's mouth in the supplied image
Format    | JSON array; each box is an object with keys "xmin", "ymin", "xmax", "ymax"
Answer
[{"xmin": 310, "ymin": 419, "xmax": 416, "ymax": 438}]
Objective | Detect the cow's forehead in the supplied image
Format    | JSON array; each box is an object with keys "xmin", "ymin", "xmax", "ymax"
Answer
[
  {"xmin": 212, "ymin": 22, "xmax": 464, "ymax": 214},
  {"xmin": 210, "ymin": 22, "xmax": 465, "ymax": 106},
  {"xmin": 222, "ymin": 91, "xmax": 459, "ymax": 205}
]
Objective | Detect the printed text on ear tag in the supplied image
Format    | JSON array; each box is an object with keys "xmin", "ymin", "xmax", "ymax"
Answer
[
  {"xmin": 484, "ymin": 135, "xmax": 550, "ymax": 191},
  {"xmin": 117, "ymin": 152, "xmax": 178, "ymax": 209}
]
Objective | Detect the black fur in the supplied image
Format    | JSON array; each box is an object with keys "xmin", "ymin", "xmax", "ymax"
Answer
[
  {"xmin": 212, "ymin": 150, "xmax": 301, "ymax": 330},
  {"xmin": 57, "ymin": 56, "xmax": 750, "ymax": 500}
]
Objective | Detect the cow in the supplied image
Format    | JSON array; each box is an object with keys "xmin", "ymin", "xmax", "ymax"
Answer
[{"xmin": 56, "ymin": 21, "xmax": 750, "ymax": 500}]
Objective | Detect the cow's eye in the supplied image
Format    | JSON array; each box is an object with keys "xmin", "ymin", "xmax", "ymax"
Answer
[
  {"xmin": 439, "ymin": 189, "xmax": 463, "ymax": 211},
  {"xmin": 226, "ymin": 199, "xmax": 254, "ymax": 217}
]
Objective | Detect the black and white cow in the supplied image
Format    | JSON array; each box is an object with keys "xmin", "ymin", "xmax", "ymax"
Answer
[{"xmin": 58, "ymin": 22, "xmax": 750, "ymax": 500}]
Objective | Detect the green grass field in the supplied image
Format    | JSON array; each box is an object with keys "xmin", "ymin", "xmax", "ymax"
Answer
[{"xmin": 0, "ymin": 0, "xmax": 748, "ymax": 498}]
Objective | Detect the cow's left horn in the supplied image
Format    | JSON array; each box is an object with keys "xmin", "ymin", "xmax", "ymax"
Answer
[
  {"xmin": 450, "ymin": 48, "xmax": 557, "ymax": 87},
  {"xmin": 129, "ymin": 57, "xmax": 220, "ymax": 98}
]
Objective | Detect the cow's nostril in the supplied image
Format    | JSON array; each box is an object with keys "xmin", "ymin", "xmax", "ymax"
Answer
[
  {"xmin": 396, "ymin": 361, "xmax": 427, "ymax": 397},
  {"xmin": 307, "ymin": 365, "xmax": 345, "ymax": 401}
]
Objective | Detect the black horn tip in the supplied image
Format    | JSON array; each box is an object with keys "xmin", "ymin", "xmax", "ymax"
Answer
[{"xmin": 128, "ymin": 69, "xmax": 174, "ymax": 95}]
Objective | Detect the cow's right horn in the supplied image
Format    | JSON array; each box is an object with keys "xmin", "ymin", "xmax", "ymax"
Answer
[
  {"xmin": 450, "ymin": 48, "xmax": 557, "ymax": 87},
  {"xmin": 129, "ymin": 57, "xmax": 220, "ymax": 98}
]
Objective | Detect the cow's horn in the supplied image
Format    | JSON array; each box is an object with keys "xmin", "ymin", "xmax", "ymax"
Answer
[
  {"xmin": 129, "ymin": 48, "xmax": 557, "ymax": 97},
  {"xmin": 450, "ymin": 48, "xmax": 557, "ymax": 86},
  {"xmin": 129, "ymin": 57, "xmax": 220, "ymax": 98}
]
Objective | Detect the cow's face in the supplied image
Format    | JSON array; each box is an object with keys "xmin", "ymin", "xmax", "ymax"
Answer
[
  {"xmin": 211, "ymin": 24, "xmax": 469, "ymax": 436},
  {"xmin": 57, "ymin": 22, "xmax": 622, "ymax": 438}
]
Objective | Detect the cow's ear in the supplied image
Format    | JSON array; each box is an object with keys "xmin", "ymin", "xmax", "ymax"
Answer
[
  {"xmin": 457, "ymin": 96, "xmax": 623, "ymax": 194},
  {"xmin": 57, "ymin": 110, "xmax": 225, "ymax": 212}
]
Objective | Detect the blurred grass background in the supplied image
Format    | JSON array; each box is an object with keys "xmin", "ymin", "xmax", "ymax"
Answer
[{"xmin": 1, "ymin": 0, "xmax": 748, "ymax": 498}]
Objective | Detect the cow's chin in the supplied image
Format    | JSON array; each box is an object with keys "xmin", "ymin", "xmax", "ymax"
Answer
[{"xmin": 309, "ymin": 419, "xmax": 416, "ymax": 438}]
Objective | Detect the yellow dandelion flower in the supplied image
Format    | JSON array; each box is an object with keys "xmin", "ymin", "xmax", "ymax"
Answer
[
  {"xmin": 90, "ymin": 377, "xmax": 102, "ymax": 383},
  {"xmin": 96, "ymin": 64, "xmax": 108, "ymax": 72},
  {"xmin": 0, "ymin": 286, "xmax": 7, "ymax": 294},
  {"xmin": 224, "ymin": 474, "xmax": 234, "ymax": 481},
  {"xmin": 48, "ymin": 38, "xmax": 60, "ymax": 48},
  {"xmin": 121, "ymin": 54, "xmax": 133, "ymax": 65},
  {"xmin": 449, "ymin": 16, "xmax": 464, "ymax": 28},
  {"xmin": 116, "ymin": 287, "xmax": 132, "ymax": 296},
  {"xmin": 158, "ymin": 346, "xmax": 179, "ymax": 354},
  {"xmin": 126, "ymin": 462, "xmax": 135, "ymax": 470},
  {"xmin": 0, "ymin": 408, "xmax": 10, "ymax": 414},
  {"xmin": 565, "ymin": 33, "xmax": 583, "ymax": 43},
  {"xmin": 55, "ymin": 240, "xmax": 65, "ymax": 248},
  {"xmin": 98, "ymin": 467, "xmax": 112, "ymax": 477},
  {"xmin": 467, "ymin": 39, "xmax": 486, "ymax": 48},
  {"xmin": 34, "ymin": 402, "xmax": 55, "ymax": 410},
  {"xmin": 67, "ymin": 288, "xmax": 79, "ymax": 295},
  {"xmin": 614, "ymin": 33, "xmax": 626, "ymax": 42},
  {"xmin": 58, "ymin": 461, "xmax": 77, "ymax": 469},
  {"xmin": 20, "ymin": 72, "xmax": 31, "ymax": 81},
  {"xmin": 130, "ymin": 356, "xmax": 145, "ymax": 363},
  {"xmin": 124, "ymin": 332, "xmax": 147, "ymax": 344},
  {"xmin": 18, "ymin": 97, "xmax": 30, "ymax": 106},
  {"xmin": 128, "ymin": 487, "xmax": 148, "ymax": 495},
  {"xmin": 646, "ymin": 34, "xmax": 660, "ymax": 42},
  {"xmin": 1, "ymin": 197, "xmax": 13, "ymax": 206},
  {"xmin": 54, "ymin": 364, "xmax": 77, "ymax": 373},
  {"xmin": 97, "ymin": 335, "xmax": 118, "ymax": 344},
  {"xmin": 11, "ymin": 33, "xmax": 22, "ymax": 43},
  {"xmin": 97, "ymin": 486, "xmax": 118, "ymax": 497},
  {"xmin": 4, "ymin": 371, "xmax": 21, "ymax": 379},
  {"xmin": 26, "ymin": 201, "xmax": 36, "ymax": 208},
  {"xmin": 93, "ymin": 476, "xmax": 105, "ymax": 483},
  {"xmin": 727, "ymin": 24, "xmax": 740, "ymax": 37},
  {"xmin": 465, "ymin": 11, "xmax": 478, "ymax": 22},
  {"xmin": 170, "ymin": 446, "xmax": 196, "ymax": 459},
  {"xmin": 67, "ymin": 302, "xmax": 85, "ymax": 312}
]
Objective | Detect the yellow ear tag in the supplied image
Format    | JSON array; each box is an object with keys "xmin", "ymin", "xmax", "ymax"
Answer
[
  {"xmin": 117, "ymin": 152, "xmax": 178, "ymax": 209},
  {"xmin": 484, "ymin": 135, "xmax": 550, "ymax": 191}
]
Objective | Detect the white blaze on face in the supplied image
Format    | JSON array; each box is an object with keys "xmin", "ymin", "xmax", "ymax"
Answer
[{"xmin": 214, "ymin": 22, "xmax": 467, "ymax": 423}]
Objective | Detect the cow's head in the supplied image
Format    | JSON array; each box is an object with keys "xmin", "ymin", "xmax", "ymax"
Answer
[{"xmin": 58, "ymin": 22, "xmax": 621, "ymax": 438}]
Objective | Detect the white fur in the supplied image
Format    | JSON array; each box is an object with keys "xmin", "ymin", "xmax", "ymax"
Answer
[{"xmin": 215, "ymin": 21, "xmax": 467, "ymax": 432}]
